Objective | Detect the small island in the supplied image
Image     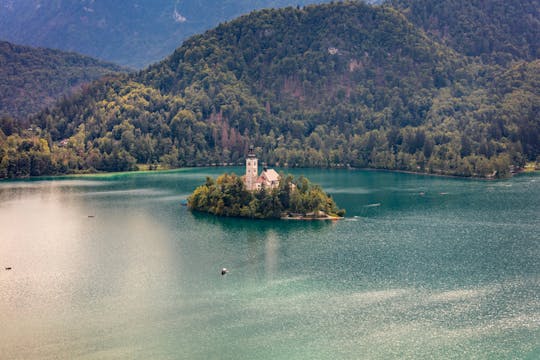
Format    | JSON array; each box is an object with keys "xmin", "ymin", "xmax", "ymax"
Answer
[{"xmin": 187, "ymin": 147, "xmax": 345, "ymax": 220}]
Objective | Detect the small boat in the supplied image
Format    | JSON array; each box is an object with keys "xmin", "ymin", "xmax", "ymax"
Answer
[
  {"xmin": 221, "ymin": 268, "xmax": 228, "ymax": 276},
  {"xmin": 365, "ymin": 203, "xmax": 381, "ymax": 207}
]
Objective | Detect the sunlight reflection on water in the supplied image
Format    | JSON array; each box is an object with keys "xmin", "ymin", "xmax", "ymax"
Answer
[{"xmin": 0, "ymin": 170, "xmax": 538, "ymax": 359}]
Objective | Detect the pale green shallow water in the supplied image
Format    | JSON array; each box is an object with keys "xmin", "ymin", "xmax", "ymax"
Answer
[{"xmin": 0, "ymin": 168, "xmax": 539, "ymax": 359}]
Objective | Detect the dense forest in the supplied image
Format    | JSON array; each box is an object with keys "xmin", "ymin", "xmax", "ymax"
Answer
[
  {"xmin": 188, "ymin": 173, "xmax": 345, "ymax": 219},
  {"xmin": 389, "ymin": 0, "xmax": 539, "ymax": 63},
  {"xmin": 0, "ymin": 41, "xmax": 124, "ymax": 120},
  {"xmin": 1, "ymin": 1, "xmax": 539, "ymax": 179}
]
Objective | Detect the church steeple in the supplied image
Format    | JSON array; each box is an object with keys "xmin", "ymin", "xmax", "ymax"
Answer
[
  {"xmin": 247, "ymin": 145, "xmax": 256, "ymax": 158},
  {"xmin": 245, "ymin": 146, "xmax": 258, "ymax": 191}
]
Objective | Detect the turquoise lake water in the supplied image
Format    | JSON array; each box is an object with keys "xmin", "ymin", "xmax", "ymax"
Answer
[{"xmin": 0, "ymin": 168, "xmax": 539, "ymax": 359}]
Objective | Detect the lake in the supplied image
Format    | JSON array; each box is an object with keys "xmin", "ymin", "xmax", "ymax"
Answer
[{"xmin": 1, "ymin": 168, "xmax": 539, "ymax": 359}]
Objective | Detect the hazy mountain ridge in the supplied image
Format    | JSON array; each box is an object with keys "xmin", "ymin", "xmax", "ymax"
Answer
[
  {"xmin": 0, "ymin": 0, "xmax": 333, "ymax": 68},
  {"xmin": 0, "ymin": 40, "xmax": 124, "ymax": 120}
]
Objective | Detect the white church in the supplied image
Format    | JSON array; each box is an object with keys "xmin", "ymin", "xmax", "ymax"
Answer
[{"xmin": 244, "ymin": 146, "xmax": 280, "ymax": 191}]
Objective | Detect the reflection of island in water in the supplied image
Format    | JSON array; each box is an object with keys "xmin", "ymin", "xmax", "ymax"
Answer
[
  {"xmin": 188, "ymin": 147, "xmax": 345, "ymax": 220},
  {"xmin": 190, "ymin": 211, "xmax": 334, "ymax": 233},
  {"xmin": 190, "ymin": 211, "xmax": 339, "ymax": 280}
]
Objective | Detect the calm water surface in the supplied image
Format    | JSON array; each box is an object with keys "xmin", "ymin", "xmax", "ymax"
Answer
[{"xmin": 0, "ymin": 168, "xmax": 539, "ymax": 359}]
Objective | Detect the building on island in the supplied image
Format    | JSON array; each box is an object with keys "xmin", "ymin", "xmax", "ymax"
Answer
[{"xmin": 244, "ymin": 146, "xmax": 280, "ymax": 191}]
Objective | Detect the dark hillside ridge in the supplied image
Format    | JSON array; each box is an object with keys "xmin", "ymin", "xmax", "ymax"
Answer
[
  {"xmin": 0, "ymin": 41, "xmax": 124, "ymax": 120},
  {"xmin": 2, "ymin": 2, "xmax": 539, "ymax": 179},
  {"xmin": 388, "ymin": 0, "xmax": 540, "ymax": 63}
]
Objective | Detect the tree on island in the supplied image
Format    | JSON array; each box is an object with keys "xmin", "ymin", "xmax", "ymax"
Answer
[{"xmin": 187, "ymin": 173, "xmax": 345, "ymax": 219}]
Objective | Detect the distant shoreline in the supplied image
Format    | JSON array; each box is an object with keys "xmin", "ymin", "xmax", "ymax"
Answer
[
  {"xmin": 1, "ymin": 164, "xmax": 538, "ymax": 182},
  {"xmin": 351, "ymin": 167, "xmax": 538, "ymax": 181}
]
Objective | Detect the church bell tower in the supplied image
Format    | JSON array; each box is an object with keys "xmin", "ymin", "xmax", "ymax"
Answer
[{"xmin": 245, "ymin": 146, "xmax": 258, "ymax": 191}]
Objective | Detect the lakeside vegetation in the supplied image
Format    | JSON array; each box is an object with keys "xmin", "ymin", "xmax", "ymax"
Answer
[
  {"xmin": 188, "ymin": 173, "xmax": 345, "ymax": 219},
  {"xmin": 1, "ymin": 1, "xmax": 538, "ymax": 179}
]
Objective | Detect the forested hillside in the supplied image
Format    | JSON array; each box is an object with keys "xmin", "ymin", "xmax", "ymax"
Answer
[
  {"xmin": 0, "ymin": 41, "xmax": 124, "ymax": 120},
  {"xmin": 1, "ymin": 1, "xmax": 538, "ymax": 179},
  {"xmin": 389, "ymin": 0, "xmax": 540, "ymax": 63}
]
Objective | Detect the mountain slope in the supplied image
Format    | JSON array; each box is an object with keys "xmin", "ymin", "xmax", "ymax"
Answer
[
  {"xmin": 388, "ymin": 0, "xmax": 540, "ymax": 63},
  {"xmin": 2, "ymin": 2, "xmax": 539, "ymax": 178},
  {"xmin": 0, "ymin": 41, "xmax": 124, "ymax": 120},
  {"xmin": 0, "ymin": 0, "xmax": 334, "ymax": 68}
]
